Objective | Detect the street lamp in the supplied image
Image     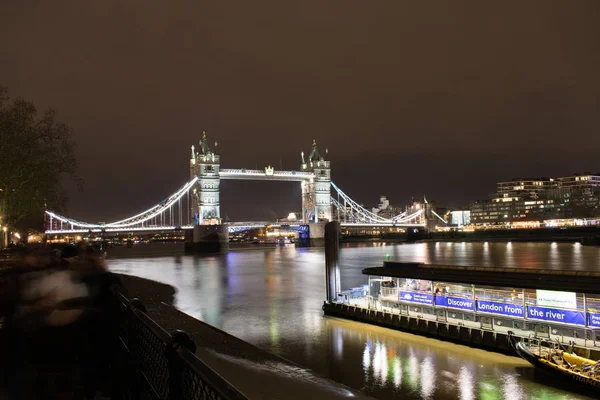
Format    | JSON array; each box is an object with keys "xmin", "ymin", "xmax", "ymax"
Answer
[{"xmin": 2, "ymin": 226, "xmax": 7, "ymax": 249}]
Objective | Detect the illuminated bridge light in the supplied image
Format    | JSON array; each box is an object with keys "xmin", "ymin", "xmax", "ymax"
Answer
[{"xmin": 45, "ymin": 175, "xmax": 427, "ymax": 235}]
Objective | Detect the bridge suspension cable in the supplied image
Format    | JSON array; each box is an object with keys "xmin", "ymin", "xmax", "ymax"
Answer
[
  {"xmin": 389, "ymin": 211, "xmax": 407, "ymax": 222},
  {"xmin": 330, "ymin": 181, "xmax": 391, "ymax": 224},
  {"xmin": 431, "ymin": 210, "xmax": 448, "ymax": 225},
  {"xmin": 46, "ymin": 177, "xmax": 429, "ymax": 234},
  {"xmin": 393, "ymin": 209, "xmax": 424, "ymax": 224},
  {"xmin": 103, "ymin": 177, "xmax": 197, "ymax": 227},
  {"xmin": 330, "ymin": 181, "xmax": 425, "ymax": 226},
  {"xmin": 46, "ymin": 177, "xmax": 198, "ymax": 231}
]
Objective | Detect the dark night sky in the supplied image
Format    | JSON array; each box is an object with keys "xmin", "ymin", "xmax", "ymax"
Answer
[{"xmin": 2, "ymin": 1, "xmax": 599, "ymax": 222}]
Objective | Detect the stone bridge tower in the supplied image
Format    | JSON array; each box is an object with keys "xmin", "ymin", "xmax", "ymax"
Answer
[
  {"xmin": 190, "ymin": 132, "xmax": 221, "ymax": 225},
  {"xmin": 301, "ymin": 140, "xmax": 332, "ymax": 223}
]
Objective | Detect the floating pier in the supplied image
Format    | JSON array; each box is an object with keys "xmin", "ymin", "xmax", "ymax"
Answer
[{"xmin": 322, "ymin": 222, "xmax": 600, "ymax": 359}]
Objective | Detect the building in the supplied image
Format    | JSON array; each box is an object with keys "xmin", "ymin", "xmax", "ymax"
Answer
[
  {"xmin": 372, "ymin": 196, "xmax": 390, "ymax": 215},
  {"xmin": 496, "ymin": 178, "xmax": 556, "ymax": 197},
  {"xmin": 300, "ymin": 140, "xmax": 332, "ymax": 223},
  {"xmin": 557, "ymin": 173, "xmax": 600, "ymax": 188},
  {"xmin": 470, "ymin": 173, "xmax": 600, "ymax": 228},
  {"xmin": 368, "ymin": 195, "xmax": 406, "ymax": 220},
  {"xmin": 449, "ymin": 210, "xmax": 470, "ymax": 227}
]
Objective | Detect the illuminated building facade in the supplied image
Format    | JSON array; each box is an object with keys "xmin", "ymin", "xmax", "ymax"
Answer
[
  {"xmin": 371, "ymin": 196, "xmax": 404, "ymax": 220},
  {"xmin": 300, "ymin": 140, "xmax": 332, "ymax": 223},
  {"xmin": 450, "ymin": 210, "xmax": 470, "ymax": 226},
  {"xmin": 471, "ymin": 173, "xmax": 600, "ymax": 228},
  {"xmin": 496, "ymin": 178, "xmax": 557, "ymax": 196},
  {"xmin": 190, "ymin": 134, "xmax": 332, "ymax": 225},
  {"xmin": 190, "ymin": 132, "xmax": 221, "ymax": 225}
]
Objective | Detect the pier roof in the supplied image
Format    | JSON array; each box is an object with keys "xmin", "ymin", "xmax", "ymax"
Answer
[{"xmin": 363, "ymin": 262, "xmax": 600, "ymax": 294}]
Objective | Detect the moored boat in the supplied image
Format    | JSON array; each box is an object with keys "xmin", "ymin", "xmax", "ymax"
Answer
[{"xmin": 510, "ymin": 335, "xmax": 600, "ymax": 393}]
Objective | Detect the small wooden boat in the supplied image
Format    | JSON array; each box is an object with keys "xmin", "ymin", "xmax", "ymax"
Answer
[{"xmin": 510, "ymin": 335, "xmax": 600, "ymax": 392}]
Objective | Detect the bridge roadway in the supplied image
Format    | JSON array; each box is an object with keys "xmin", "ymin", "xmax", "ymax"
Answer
[
  {"xmin": 219, "ymin": 169, "xmax": 314, "ymax": 181},
  {"xmin": 45, "ymin": 221, "xmax": 424, "ymax": 235}
]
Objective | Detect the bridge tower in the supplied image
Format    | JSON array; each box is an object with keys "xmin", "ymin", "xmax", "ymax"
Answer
[
  {"xmin": 190, "ymin": 132, "xmax": 221, "ymax": 225},
  {"xmin": 301, "ymin": 140, "xmax": 332, "ymax": 223}
]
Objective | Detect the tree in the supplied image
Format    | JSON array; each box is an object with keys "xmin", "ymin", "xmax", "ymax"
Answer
[{"xmin": 0, "ymin": 86, "xmax": 80, "ymax": 233}]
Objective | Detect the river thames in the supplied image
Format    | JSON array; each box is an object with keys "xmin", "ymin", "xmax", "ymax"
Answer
[{"xmin": 108, "ymin": 241, "xmax": 600, "ymax": 399}]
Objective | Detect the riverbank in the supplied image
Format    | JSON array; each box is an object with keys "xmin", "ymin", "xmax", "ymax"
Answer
[
  {"xmin": 428, "ymin": 227, "xmax": 600, "ymax": 245},
  {"xmin": 342, "ymin": 226, "xmax": 600, "ymax": 245},
  {"xmin": 117, "ymin": 274, "xmax": 372, "ymax": 399}
]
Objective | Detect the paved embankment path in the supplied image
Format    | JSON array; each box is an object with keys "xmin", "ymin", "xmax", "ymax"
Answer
[{"xmin": 119, "ymin": 274, "xmax": 373, "ymax": 400}]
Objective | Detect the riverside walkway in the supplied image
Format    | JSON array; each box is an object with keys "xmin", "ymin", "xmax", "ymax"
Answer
[{"xmin": 0, "ymin": 268, "xmax": 371, "ymax": 400}]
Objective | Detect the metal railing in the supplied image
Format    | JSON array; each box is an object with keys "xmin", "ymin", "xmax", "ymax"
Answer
[{"xmin": 111, "ymin": 288, "xmax": 248, "ymax": 400}]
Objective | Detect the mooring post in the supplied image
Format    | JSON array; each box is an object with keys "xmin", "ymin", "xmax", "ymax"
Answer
[{"xmin": 325, "ymin": 221, "xmax": 341, "ymax": 303}]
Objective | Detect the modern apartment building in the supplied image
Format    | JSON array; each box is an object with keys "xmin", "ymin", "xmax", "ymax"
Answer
[
  {"xmin": 470, "ymin": 173, "xmax": 600, "ymax": 228},
  {"xmin": 496, "ymin": 178, "xmax": 556, "ymax": 196}
]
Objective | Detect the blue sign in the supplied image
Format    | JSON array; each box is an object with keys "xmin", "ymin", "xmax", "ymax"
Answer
[
  {"xmin": 399, "ymin": 291, "xmax": 433, "ymax": 305},
  {"xmin": 435, "ymin": 296, "xmax": 474, "ymax": 311},
  {"xmin": 527, "ymin": 306, "xmax": 585, "ymax": 326},
  {"xmin": 477, "ymin": 300, "xmax": 524, "ymax": 318},
  {"xmin": 588, "ymin": 313, "xmax": 600, "ymax": 328}
]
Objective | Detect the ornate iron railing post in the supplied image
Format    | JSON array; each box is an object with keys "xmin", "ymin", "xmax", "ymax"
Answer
[{"xmin": 166, "ymin": 330, "xmax": 197, "ymax": 400}]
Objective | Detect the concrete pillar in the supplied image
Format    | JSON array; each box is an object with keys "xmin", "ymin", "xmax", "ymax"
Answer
[
  {"xmin": 325, "ymin": 221, "xmax": 341, "ymax": 303},
  {"xmin": 184, "ymin": 225, "xmax": 229, "ymax": 254},
  {"xmin": 308, "ymin": 223, "xmax": 326, "ymax": 246}
]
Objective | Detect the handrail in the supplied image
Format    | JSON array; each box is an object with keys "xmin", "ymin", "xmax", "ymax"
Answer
[
  {"xmin": 112, "ymin": 287, "xmax": 248, "ymax": 400},
  {"xmin": 176, "ymin": 347, "xmax": 248, "ymax": 400}
]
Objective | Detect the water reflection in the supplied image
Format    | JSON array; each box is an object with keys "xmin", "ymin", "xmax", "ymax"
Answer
[
  {"xmin": 420, "ymin": 356, "xmax": 435, "ymax": 399},
  {"xmin": 407, "ymin": 351, "xmax": 420, "ymax": 393},
  {"xmin": 372, "ymin": 342, "xmax": 388, "ymax": 384},
  {"xmin": 505, "ymin": 242, "xmax": 515, "ymax": 267},
  {"xmin": 362, "ymin": 341, "xmax": 371, "ymax": 373},
  {"xmin": 393, "ymin": 357, "xmax": 402, "ymax": 388},
  {"xmin": 458, "ymin": 365, "xmax": 474, "ymax": 400},
  {"xmin": 573, "ymin": 242, "xmax": 583, "ymax": 270},
  {"xmin": 413, "ymin": 243, "xmax": 431, "ymax": 265},
  {"xmin": 108, "ymin": 242, "xmax": 599, "ymax": 400},
  {"xmin": 501, "ymin": 373, "xmax": 524, "ymax": 399}
]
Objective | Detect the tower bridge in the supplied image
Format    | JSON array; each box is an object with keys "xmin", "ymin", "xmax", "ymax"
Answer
[
  {"xmin": 190, "ymin": 133, "xmax": 332, "ymax": 225},
  {"xmin": 45, "ymin": 133, "xmax": 432, "ymax": 246}
]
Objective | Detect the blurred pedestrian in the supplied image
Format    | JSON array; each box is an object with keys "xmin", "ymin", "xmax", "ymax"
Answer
[{"xmin": 1, "ymin": 243, "xmax": 122, "ymax": 398}]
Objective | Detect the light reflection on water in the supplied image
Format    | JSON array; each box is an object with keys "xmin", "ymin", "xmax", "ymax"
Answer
[
  {"xmin": 108, "ymin": 242, "xmax": 598, "ymax": 400},
  {"xmin": 458, "ymin": 365, "xmax": 474, "ymax": 400}
]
